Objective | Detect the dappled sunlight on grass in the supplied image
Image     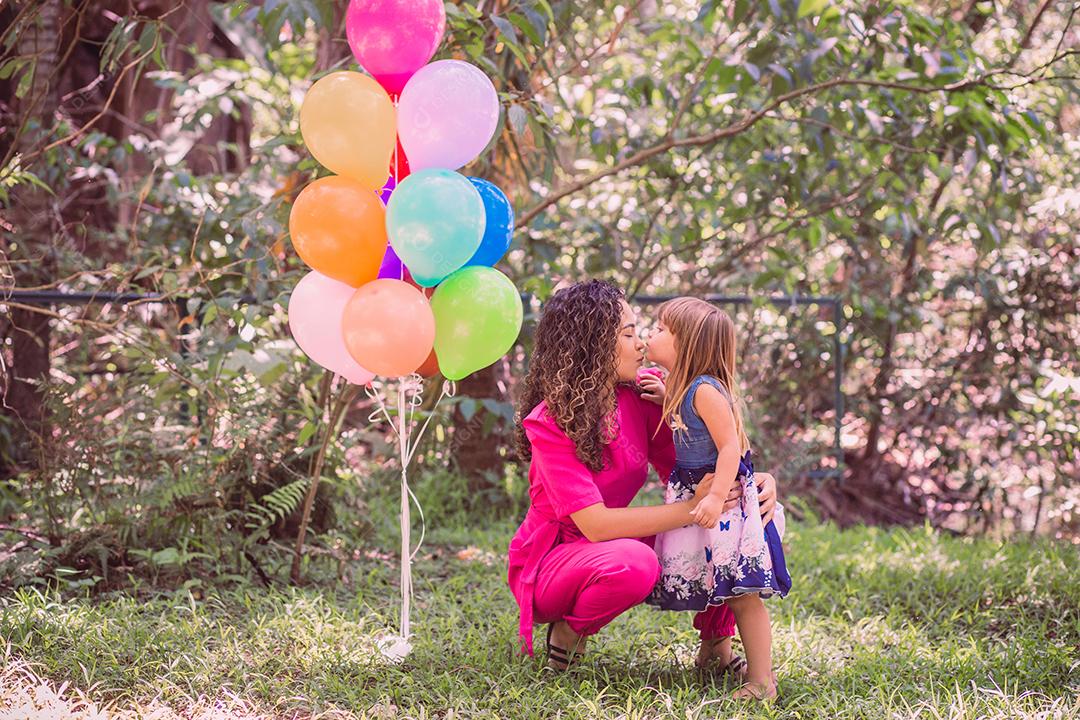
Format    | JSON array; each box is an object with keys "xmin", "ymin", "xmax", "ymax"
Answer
[{"xmin": 2, "ymin": 520, "xmax": 1077, "ymax": 719}]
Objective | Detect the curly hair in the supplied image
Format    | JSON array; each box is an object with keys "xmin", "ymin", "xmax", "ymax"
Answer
[{"xmin": 515, "ymin": 280, "xmax": 625, "ymax": 471}]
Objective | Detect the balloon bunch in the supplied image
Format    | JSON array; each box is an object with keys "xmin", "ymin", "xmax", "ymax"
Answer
[
  {"xmin": 285, "ymin": 0, "xmax": 523, "ymax": 660},
  {"xmin": 288, "ymin": 0, "xmax": 523, "ymax": 385}
]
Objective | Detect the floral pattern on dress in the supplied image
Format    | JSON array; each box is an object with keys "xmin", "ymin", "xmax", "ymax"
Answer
[{"xmin": 646, "ymin": 453, "xmax": 790, "ymax": 612}]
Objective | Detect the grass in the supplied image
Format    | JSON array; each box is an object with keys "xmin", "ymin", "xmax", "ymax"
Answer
[{"xmin": 1, "ymin": 518, "xmax": 1078, "ymax": 720}]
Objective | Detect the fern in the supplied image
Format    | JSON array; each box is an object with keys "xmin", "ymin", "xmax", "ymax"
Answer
[
  {"xmin": 158, "ymin": 475, "xmax": 203, "ymax": 506},
  {"xmin": 245, "ymin": 478, "xmax": 309, "ymax": 530}
]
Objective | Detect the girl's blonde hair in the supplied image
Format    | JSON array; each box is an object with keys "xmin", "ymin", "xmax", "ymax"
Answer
[{"xmin": 658, "ymin": 297, "xmax": 749, "ymax": 452}]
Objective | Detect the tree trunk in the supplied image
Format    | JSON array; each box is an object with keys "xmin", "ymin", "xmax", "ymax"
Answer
[
  {"xmin": 2, "ymin": 1, "xmax": 61, "ymax": 472},
  {"xmin": 451, "ymin": 363, "xmax": 506, "ymax": 487}
]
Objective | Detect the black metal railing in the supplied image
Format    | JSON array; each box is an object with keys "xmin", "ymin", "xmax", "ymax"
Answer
[{"xmin": 4, "ymin": 289, "xmax": 846, "ymax": 479}]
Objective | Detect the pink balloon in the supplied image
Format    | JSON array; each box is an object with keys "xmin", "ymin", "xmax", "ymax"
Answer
[
  {"xmin": 346, "ymin": 0, "xmax": 446, "ymax": 96},
  {"xmin": 288, "ymin": 271, "xmax": 375, "ymax": 385},
  {"xmin": 398, "ymin": 60, "xmax": 500, "ymax": 172}
]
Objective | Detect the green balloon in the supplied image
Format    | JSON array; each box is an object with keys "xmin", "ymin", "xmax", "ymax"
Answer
[{"xmin": 431, "ymin": 266, "xmax": 523, "ymax": 381}]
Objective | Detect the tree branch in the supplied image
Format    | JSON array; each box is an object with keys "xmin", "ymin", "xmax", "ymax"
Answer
[{"xmin": 514, "ymin": 54, "xmax": 1078, "ymax": 229}]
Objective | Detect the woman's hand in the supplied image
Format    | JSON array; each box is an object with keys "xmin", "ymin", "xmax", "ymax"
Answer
[
  {"xmin": 756, "ymin": 472, "xmax": 778, "ymax": 525},
  {"xmin": 721, "ymin": 480, "xmax": 743, "ymax": 512},
  {"xmin": 714, "ymin": 471, "xmax": 778, "ymax": 521}
]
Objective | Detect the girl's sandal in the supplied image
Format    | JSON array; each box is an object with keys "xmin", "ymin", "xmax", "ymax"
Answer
[
  {"xmin": 732, "ymin": 680, "xmax": 778, "ymax": 701},
  {"xmin": 545, "ymin": 623, "xmax": 584, "ymax": 671},
  {"xmin": 696, "ymin": 653, "xmax": 747, "ymax": 682}
]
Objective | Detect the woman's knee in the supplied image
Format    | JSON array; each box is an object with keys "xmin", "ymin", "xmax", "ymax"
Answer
[{"xmin": 603, "ymin": 539, "xmax": 661, "ymax": 595}]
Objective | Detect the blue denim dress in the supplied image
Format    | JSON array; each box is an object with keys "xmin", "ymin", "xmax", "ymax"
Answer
[{"xmin": 646, "ymin": 375, "xmax": 791, "ymax": 611}]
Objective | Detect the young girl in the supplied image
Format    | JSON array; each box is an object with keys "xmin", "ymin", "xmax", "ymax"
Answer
[{"xmin": 642, "ymin": 297, "xmax": 791, "ymax": 701}]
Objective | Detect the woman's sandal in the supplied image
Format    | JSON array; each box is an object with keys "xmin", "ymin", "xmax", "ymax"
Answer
[{"xmin": 545, "ymin": 623, "xmax": 584, "ymax": 670}]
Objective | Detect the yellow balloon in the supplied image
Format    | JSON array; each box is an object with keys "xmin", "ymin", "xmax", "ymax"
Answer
[{"xmin": 300, "ymin": 72, "xmax": 395, "ymax": 190}]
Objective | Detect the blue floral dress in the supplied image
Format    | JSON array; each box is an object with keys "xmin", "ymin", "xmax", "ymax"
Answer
[{"xmin": 646, "ymin": 375, "xmax": 791, "ymax": 611}]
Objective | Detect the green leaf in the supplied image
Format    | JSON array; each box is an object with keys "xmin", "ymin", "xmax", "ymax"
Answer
[
  {"xmin": 508, "ymin": 104, "xmax": 528, "ymax": 135},
  {"xmin": 14, "ymin": 66, "xmax": 33, "ymax": 99},
  {"xmin": 798, "ymin": 0, "xmax": 829, "ymax": 19},
  {"xmin": 296, "ymin": 421, "xmax": 317, "ymax": 446},
  {"xmin": 0, "ymin": 57, "xmax": 29, "ymax": 81},
  {"xmin": 259, "ymin": 362, "xmax": 288, "ymax": 386},
  {"xmin": 152, "ymin": 548, "xmax": 180, "ymax": 566}
]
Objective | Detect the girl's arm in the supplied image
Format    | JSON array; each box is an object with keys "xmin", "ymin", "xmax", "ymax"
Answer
[{"xmin": 688, "ymin": 383, "xmax": 742, "ymax": 529}]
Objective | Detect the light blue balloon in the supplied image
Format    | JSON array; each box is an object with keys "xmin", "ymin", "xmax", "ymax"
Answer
[{"xmin": 387, "ymin": 169, "xmax": 485, "ymax": 287}]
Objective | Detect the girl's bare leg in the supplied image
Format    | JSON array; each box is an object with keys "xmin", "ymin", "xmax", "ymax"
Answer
[{"xmin": 726, "ymin": 594, "xmax": 776, "ymax": 699}]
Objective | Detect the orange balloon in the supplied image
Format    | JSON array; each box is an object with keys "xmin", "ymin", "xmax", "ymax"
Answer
[
  {"xmin": 300, "ymin": 72, "xmax": 396, "ymax": 189},
  {"xmin": 341, "ymin": 280, "xmax": 435, "ymax": 377},
  {"xmin": 290, "ymin": 176, "xmax": 387, "ymax": 287},
  {"xmin": 415, "ymin": 348, "xmax": 441, "ymax": 378}
]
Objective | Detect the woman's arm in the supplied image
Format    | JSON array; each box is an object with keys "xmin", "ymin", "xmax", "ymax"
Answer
[
  {"xmin": 527, "ymin": 411, "xmax": 712, "ymax": 543},
  {"xmin": 689, "ymin": 383, "xmax": 742, "ymax": 529},
  {"xmin": 570, "ymin": 477, "xmax": 714, "ymax": 542}
]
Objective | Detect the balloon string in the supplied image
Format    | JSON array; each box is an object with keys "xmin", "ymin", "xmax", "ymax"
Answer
[
  {"xmin": 366, "ymin": 383, "xmax": 399, "ymax": 439},
  {"xmin": 392, "ymin": 106, "xmax": 404, "ymax": 283},
  {"xmin": 406, "ymin": 481, "xmax": 426, "ymax": 562},
  {"xmin": 397, "ymin": 383, "xmax": 411, "ymax": 639},
  {"xmin": 405, "ymin": 382, "xmax": 448, "ymax": 468},
  {"xmin": 367, "ymin": 375, "xmax": 449, "ymax": 639},
  {"xmin": 403, "ymin": 381, "xmax": 449, "ymax": 561}
]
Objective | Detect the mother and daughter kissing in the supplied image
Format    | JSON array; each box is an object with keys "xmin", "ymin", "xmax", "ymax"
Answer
[{"xmin": 507, "ymin": 280, "xmax": 791, "ymax": 701}]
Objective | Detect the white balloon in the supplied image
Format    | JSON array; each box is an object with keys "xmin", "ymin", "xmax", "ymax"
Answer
[{"xmin": 398, "ymin": 60, "xmax": 500, "ymax": 171}]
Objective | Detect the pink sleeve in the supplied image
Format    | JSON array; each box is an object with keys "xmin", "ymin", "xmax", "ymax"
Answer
[
  {"xmin": 524, "ymin": 415, "xmax": 604, "ymax": 518},
  {"xmin": 642, "ymin": 395, "xmax": 675, "ymax": 482}
]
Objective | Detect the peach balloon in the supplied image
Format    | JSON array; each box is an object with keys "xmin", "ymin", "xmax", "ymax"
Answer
[
  {"xmin": 341, "ymin": 279, "xmax": 435, "ymax": 377},
  {"xmin": 300, "ymin": 71, "xmax": 396, "ymax": 189},
  {"xmin": 289, "ymin": 176, "xmax": 387, "ymax": 288}
]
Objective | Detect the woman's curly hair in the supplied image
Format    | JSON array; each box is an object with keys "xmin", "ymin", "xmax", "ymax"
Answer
[{"xmin": 515, "ymin": 280, "xmax": 625, "ymax": 472}]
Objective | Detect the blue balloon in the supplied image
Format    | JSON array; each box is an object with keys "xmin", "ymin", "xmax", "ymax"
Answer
[{"xmin": 465, "ymin": 177, "xmax": 514, "ymax": 267}]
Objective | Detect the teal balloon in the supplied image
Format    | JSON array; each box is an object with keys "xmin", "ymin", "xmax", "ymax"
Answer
[
  {"xmin": 431, "ymin": 266, "xmax": 523, "ymax": 381},
  {"xmin": 387, "ymin": 169, "xmax": 485, "ymax": 287}
]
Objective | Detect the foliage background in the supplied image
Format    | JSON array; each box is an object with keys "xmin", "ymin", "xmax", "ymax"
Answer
[{"xmin": 0, "ymin": 0, "xmax": 1077, "ymax": 592}]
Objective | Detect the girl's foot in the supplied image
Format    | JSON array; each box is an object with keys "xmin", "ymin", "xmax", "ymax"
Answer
[
  {"xmin": 732, "ymin": 679, "xmax": 777, "ymax": 701},
  {"xmin": 545, "ymin": 621, "xmax": 587, "ymax": 670},
  {"xmin": 695, "ymin": 638, "xmax": 747, "ymax": 682}
]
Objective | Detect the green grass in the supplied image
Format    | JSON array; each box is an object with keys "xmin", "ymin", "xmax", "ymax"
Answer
[{"xmin": 2, "ymin": 520, "xmax": 1078, "ymax": 719}]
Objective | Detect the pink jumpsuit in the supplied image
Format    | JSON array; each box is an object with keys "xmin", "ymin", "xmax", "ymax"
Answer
[{"xmin": 507, "ymin": 385, "xmax": 735, "ymax": 655}]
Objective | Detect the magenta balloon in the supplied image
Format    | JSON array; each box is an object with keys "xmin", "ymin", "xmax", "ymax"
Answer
[
  {"xmin": 398, "ymin": 60, "xmax": 500, "ymax": 171},
  {"xmin": 345, "ymin": 0, "xmax": 446, "ymax": 96},
  {"xmin": 288, "ymin": 271, "xmax": 375, "ymax": 385}
]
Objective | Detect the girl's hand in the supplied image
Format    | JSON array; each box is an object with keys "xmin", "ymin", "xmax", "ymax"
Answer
[
  {"xmin": 690, "ymin": 473, "xmax": 714, "ymax": 507},
  {"xmin": 638, "ymin": 371, "xmax": 666, "ymax": 406},
  {"xmin": 690, "ymin": 493, "xmax": 726, "ymax": 529},
  {"xmin": 756, "ymin": 472, "xmax": 778, "ymax": 525}
]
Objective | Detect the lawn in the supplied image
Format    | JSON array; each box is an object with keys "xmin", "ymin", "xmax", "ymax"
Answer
[{"xmin": 2, "ymin": 519, "xmax": 1078, "ymax": 720}]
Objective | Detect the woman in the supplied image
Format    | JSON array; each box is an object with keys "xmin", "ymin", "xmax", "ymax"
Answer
[{"xmin": 507, "ymin": 280, "xmax": 778, "ymax": 672}]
